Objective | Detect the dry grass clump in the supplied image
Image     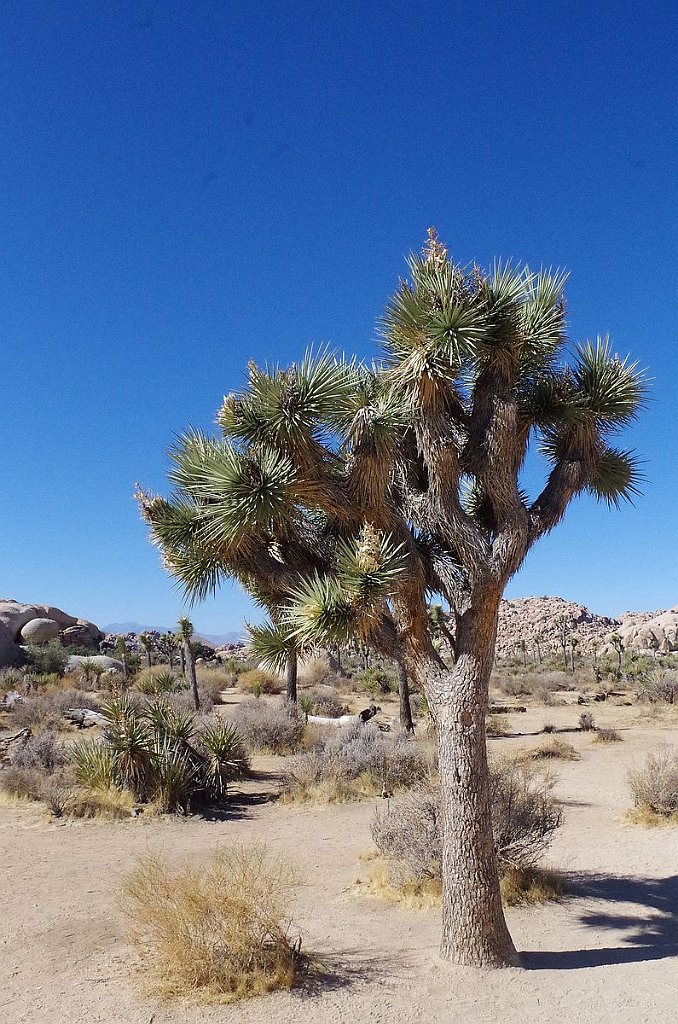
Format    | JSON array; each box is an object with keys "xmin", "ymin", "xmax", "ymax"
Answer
[
  {"xmin": 593, "ymin": 727, "xmax": 622, "ymax": 743},
  {"xmin": 369, "ymin": 760, "xmax": 563, "ymax": 907},
  {"xmin": 282, "ymin": 722, "xmax": 431, "ymax": 803},
  {"xmin": 627, "ymin": 746, "xmax": 678, "ymax": 824},
  {"xmin": 500, "ymin": 866, "xmax": 564, "ymax": 906},
  {"xmin": 231, "ymin": 699, "xmax": 304, "ymax": 754},
  {"xmin": 238, "ymin": 669, "xmax": 284, "ymax": 696},
  {"xmin": 530, "ymin": 739, "xmax": 580, "ymax": 761},
  {"xmin": 578, "ymin": 712, "xmax": 596, "ymax": 732},
  {"xmin": 486, "ymin": 714, "xmax": 510, "ymax": 737},
  {"xmin": 120, "ymin": 845, "xmax": 304, "ymax": 1002}
]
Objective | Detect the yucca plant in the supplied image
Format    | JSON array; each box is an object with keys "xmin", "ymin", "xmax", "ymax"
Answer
[
  {"xmin": 71, "ymin": 739, "xmax": 118, "ymax": 789},
  {"xmin": 138, "ymin": 229, "xmax": 646, "ymax": 968},
  {"xmin": 200, "ymin": 722, "xmax": 250, "ymax": 799},
  {"xmin": 153, "ymin": 737, "xmax": 198, "ymax": 813}
]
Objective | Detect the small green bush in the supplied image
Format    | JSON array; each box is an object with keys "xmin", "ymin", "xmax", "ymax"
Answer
[{"xmin": 24, "ymin": 640, "xmax": 69, "ymax": 677}]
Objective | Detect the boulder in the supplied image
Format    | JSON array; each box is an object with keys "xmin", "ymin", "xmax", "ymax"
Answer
[
  {"xmin": 60, "ymin": 622, "xmax": 102, "ymax": 650},
  {"xmin": 20, "ymin": 617, "xmax": 61, "ymax": 644},
  {"xmin": 0, "ymin": 600, "xmax": 104, "ymax": 668}
]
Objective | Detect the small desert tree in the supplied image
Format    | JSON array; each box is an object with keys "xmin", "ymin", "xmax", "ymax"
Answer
[
  {"xmin": 178, "ymin": 616, "xmax": 199, "ymax": 710},
  {"xmin": 137, "ymin": 230, "xmax": 645, "ymax": 967}
]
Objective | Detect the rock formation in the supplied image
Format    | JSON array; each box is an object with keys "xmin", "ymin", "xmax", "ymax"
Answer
[{"xmin": 0, "ymin": 600, "xmax": 104, "ymax": 668}]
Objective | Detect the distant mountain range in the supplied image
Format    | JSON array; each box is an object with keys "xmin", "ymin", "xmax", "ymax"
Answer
[{"xmin": 101, "ymin": 621, "xmax": 245, "ymax": 646}]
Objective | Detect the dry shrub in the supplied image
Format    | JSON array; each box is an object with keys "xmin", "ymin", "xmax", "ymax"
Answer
[
  {"xmin": 542, "ymin": 722, "xmax": 557, "ymax": 733},
  {"xmin": 531, "ymin": 739, "xmax": 580, "ymax": 761},
  {"xmin": 0, "ymin": 766, "xmax": 44, "ymax": 801},
  {"xmin": 68, "ymin": 786, "xmax": 136, "ymax": 819},
  {"xmin": 304, "ymin": 686, "xmax": 347, "ymax": 718},
  {"xmin": 500, "ymin": 866, "xmax": 563, "ymax": 906},
  {"xmin": 238, "ymin": 670, "xmax": 283, "ymax": 696},
  {"xmin": 8, "ymin": 689, "xmax": 100, "ymax": 731},
  {"xmin": 628, "ymin": 746, "xmax": 678, "ymax": 821},
  {"xmin": 120, "ymin": 845, "xmax": 303, "ymax": 1002},
  {"xmin": 370, "ymin": 761, "xmax": 562, "ymax": 903},
  {"xmin": 283, "ymin": 723, "xmax": 431, "ymax": 803},
  {"xmin": 486, "ymin": 714, "xmax": 510, "ymax": 737},
  {"xmin": 593, "ymin": 727, "xmax": 622, "ymax": 743},
  {"xmin": 196, "ymin": 668, "xmax": 235, "ymax": 703},
  {"xmin": 578, "ymin": 712, "xmax": 596, "ymax": 732},
  {"xmin": 9, "ymin": 731, "xmax": 67, "ymax": 773},
  {"xmin": 232, "ymin": 699, "xmax": 303, "ymax": 753}
]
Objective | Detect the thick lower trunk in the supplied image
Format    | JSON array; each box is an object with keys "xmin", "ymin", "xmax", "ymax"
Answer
[
  {"xmin": 415, "ymin": 599, "xmax": 518, "ymax": 968},
  {"xmin": 286, "ymin": 650, "xmax": 298, "ymax": 706},
  {"xmin": 396, "ymin": 663, "xmax": 415, "ymax": 733}
]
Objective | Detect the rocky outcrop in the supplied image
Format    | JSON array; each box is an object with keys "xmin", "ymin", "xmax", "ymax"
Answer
[
  {"xmin": 497, "ymin": 596, "xmax": 678, "ymax": 660},
  {"xmin": 65, "ymin": 654, "xmax": 124, "ymax": 674},
  {"xmin": 0, "ymin": 600, "xmax": 104, "ymax": 668}
]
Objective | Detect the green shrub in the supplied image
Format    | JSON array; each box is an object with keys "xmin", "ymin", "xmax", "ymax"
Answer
[{"xmin": 24, "ymin": 640, "xmax": 69, "ymax": 677}]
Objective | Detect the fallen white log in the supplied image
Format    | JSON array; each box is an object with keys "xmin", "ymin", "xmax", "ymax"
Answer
[{"xmin": 63, "ymin": 709, "xmax": 108, "ymax": 729}]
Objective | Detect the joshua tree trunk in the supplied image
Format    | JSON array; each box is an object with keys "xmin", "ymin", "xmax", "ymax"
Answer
[
  {"xmin": 179, "ymin": 646, "xmax": 186, "ymax": 676},
  {"xmin": 286, "ymin": 650, "xmax": 298, "ymax": 706},
  {"xmin": 396, "ymin": 662, "xmax": 415, "ymax": 733},
  {"xmin": 414, "ymin": 598, "xmax": 518, "ymax": 968},
  {"xmin": 184, "ymin": 641, "xmax": 199, "ymax": 711}
]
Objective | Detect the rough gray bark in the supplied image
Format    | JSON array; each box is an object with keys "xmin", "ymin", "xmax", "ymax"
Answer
[
  {"xmin": 412, "ymin": 598, "xmax": 518, "ymax": 967},
  {"xmin": 396, "ymin": 662, "xmax": 415, "ymax": 733},
  {"xmin": 184, "ymin": 641, "xmax": 199, "ymax": 711},
  {"xmin": 286, "ymin": 649, "xmax": 298, "ymax": 706}
]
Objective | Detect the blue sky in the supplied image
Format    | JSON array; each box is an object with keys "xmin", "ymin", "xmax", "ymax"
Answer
[{"xmin": 1, "ymin": 1, "xmax": 676, "ymax": 634}]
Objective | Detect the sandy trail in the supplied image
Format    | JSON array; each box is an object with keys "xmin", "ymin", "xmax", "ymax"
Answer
[{"xmin": 0, "ymin": 705, "xmax": 676, "ymax": 1024}]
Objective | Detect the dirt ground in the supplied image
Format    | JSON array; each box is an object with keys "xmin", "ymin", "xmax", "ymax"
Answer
[{"xmin": 1, "ymin": 699, "xmax": 677, "ymax": 1024}]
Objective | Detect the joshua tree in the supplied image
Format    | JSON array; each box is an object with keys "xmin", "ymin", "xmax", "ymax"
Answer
[
  {"xmin": 557, "ymin": 614, "xmax": 570, "ymax": 670},
  {"xmin": 178, "ymin": 616, "xmax": 199, "ymax": 710},
  {"xmin": 137, "ymin": 230, "xmax": 645, "ymax": 968},
  {"xmin": 155, "ymin": 630, "xmax": 179, "ymax": 669},
  {"xmin": 139, "ymin": 632, "xmax": 154, "ymax": 669},
  {"xmin": 610, "ymin": 632, "xmax": 624, "ymax": 675},
  {"xmin": 570, "ymin": 636, "xmax": 579, "ymax": 673}
]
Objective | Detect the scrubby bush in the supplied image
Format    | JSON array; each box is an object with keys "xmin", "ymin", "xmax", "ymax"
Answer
[
  {"xmin": 628, "ymin": 746, "xmax": 678, "ymax": 819},
  {"xmin": 8, "ymin": 688, "xmax": 100, "ymax": 731},
  {"xmin": 238, "ymin": 669, "xmax": 283, "ymax": 695},
  {"xmin": 196, "ymin": 668, "xmax": 235, "ymax": 703},
  {"xmin": 635, "ymin": 670, "xmax": 678, "ymax": 705},
  {"xmin": 24, "ymin": 640, "xmax": 69, "ymax": 677},
  {"xmin": 231, "ymin": 699, "xmax": 304, "ymax": 754},
  {"xmin": 578, "ymin": 712, "xmax": 596, "ymax": 732},
  {"xmin": 0, "ymin": 766, "xmax": 44, "ymax": 801},
  {"xmin": 530, "ymin": 739, "xmax": 580, "ymax": 761},
  {"xmin": 371, "ymin": 761, "xmax": 563, "ymax": 894},
  {"xmin": 120, "ymin": 846, "xmax": 303, "ymax": 1001},
  {"xmin": 9, "ymin": 731, "xmax": 67, "ymax": 773},
  {"xmin": 303, "ymin": 686, "xmax": 347, "ymax": 718},
  {"xmin": 282, "ymin": 722, "xmax": 430, "ymax": 802},
  {"xmin": 486, "ymin": 715, "xmax": 509, "ymax": 737},
  {"xmin": 542, "ymin": 722, "xmax": 557, "ymax": 734},
  {"xmin": 593, "ymin": 727, "xmax": 622, "ymax": 743}
]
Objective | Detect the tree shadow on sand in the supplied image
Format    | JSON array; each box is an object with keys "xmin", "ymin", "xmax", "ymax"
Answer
[
  {"xmin": 522, "ymin": 872, "xmax": 678, "ymax": 969},
  {"xmin": 293, "ymin": 948, "xmax": 415, "ymax": 999}
]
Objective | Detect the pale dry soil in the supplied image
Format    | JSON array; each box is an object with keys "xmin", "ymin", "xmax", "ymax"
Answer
[{"xmin": 1, "ymin": 699, "xmax": 677, "ymax": 1024}]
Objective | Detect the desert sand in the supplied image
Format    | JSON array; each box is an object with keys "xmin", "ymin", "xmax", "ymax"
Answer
[{"xmin": 1, "ymin": 702, "xmax": 676, "ymax": 1024}]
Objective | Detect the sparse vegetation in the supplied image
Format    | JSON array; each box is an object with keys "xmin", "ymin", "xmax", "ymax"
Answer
[
  {"xmin": 231, "ymin": 699, "xmax": 304, "ymax": 754},
  {"xmin": 627, "ymin": 746, "xmax": 678, "ymax": 822},
  {"xmin": 486, "ymin": 714, "xmax": 510, "ymax": 737},
  {"xmin": 530, "ymin": 739, "xmax": 580, "ymax": 761},
  {"xmin": 370, "ymin": 760, "xmax": 563, "ymax": 903},
  {"xmin": 238, "ymin": 669, "xmax": 284, "ymax": 696},
  {"xmin": 282, "ymin": 722, "xmax": 431, "ymax": 803},
  {"xmin": 593, "ymin": 727, "xmax": 622, "ymax": 743},
  {"xmin": 578, "ymin": 712, "xmax": 596, "ymax": 732},
  {"xmin": 120, "ymin": 846, "xmax": 304, "ymax": 1001}
]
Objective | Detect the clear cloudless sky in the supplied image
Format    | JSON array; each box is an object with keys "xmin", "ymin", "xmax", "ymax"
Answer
[{"xmin": 1, "ymin": 0, "xmax": 676, "ymax": 634}]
